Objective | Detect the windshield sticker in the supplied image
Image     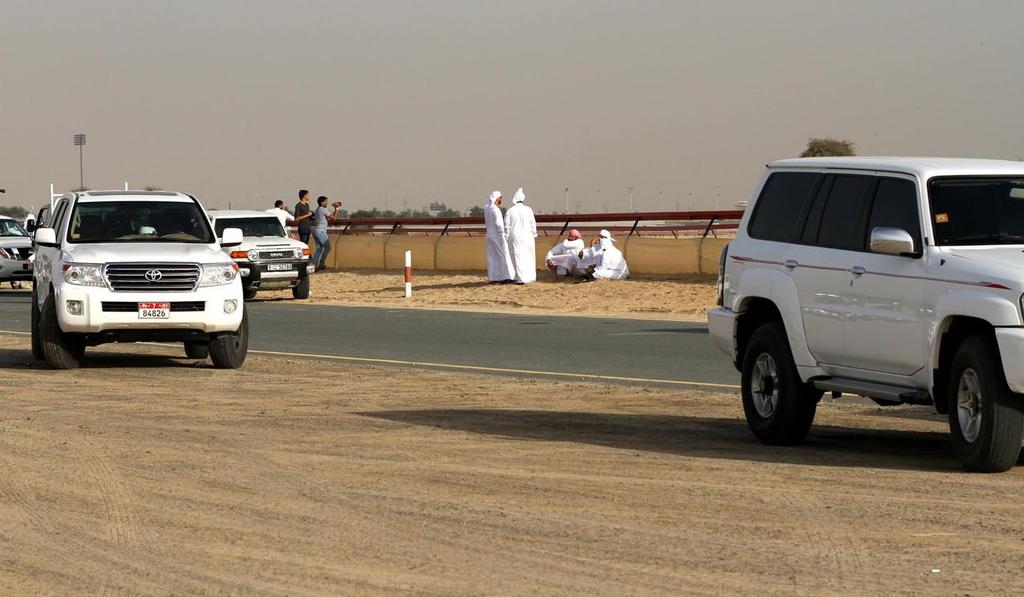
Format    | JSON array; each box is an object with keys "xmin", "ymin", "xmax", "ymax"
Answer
[{"xmin": 935, "ymin": 213, "xmax": 949, "ymax": 224}]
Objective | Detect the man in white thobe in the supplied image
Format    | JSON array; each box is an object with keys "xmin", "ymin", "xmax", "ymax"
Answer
[
  {"xmin": 576, "ymin": 229, "xmax": 630, "ymax": 281},
  {"xmin": 545, "ymin": 228, "xmax": 585, "ymax": 277},
  {"xmin": 484, "ymin": 191, "xmax": 514, "ymax": 283},
  {"xmin": 505, "ymin": 187, "xmax": 537, "ymax": 284}
]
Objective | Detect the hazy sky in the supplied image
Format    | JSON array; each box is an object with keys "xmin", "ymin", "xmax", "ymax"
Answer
[{"xmin": 2, "ymin": 0, "xmax": 1023, "ymax": 213}]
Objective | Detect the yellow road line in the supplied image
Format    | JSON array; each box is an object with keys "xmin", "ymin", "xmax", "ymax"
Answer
[{"xmin": 0, "ymin": 329, "xmax": 739, "ymax": 390}]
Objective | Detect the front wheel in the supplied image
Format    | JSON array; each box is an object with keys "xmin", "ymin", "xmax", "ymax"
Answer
[
  {"xmin": 40, "ymin": 291, "xmax": 84, "ymax": 370},
  {"xmin": 209, "ymin": 308, "xmax": 249, "ymax": 369},
  {"xmin": 740, "ymin": 322, "xmax": 818, "ymax": 445},
  {"xmin": 948, "ymin": 334, "xmax": 1024, "ymax": 472},
  {"xmin": 243, "ymin": 287, "xmax": 258, "ymax": 301},
  {"xmin": 292, "ymin": 274, "xmax": 310, "ymax": 299}
]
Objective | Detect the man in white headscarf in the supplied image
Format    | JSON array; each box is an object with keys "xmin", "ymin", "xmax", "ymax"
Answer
[
  {"xmin": 545, "ymin": 228, "xmax": 585, "ymax": 277},
  {"xmin": 484, "ymin": 191, "xmax": 514, "ymax": 283},
  {"xmin": 576, "ymin": 229, "xmax": 630, "ymax": 281},
  {"xmin": 505, "ymin": 187, "xmax": 537, "ymax": 284}
]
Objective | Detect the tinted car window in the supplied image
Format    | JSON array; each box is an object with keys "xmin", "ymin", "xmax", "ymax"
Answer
[
  {"xmin": 799, "ymin": 175, "xmax": 834, "ymax": 244},
  {"xmin": 816, "ymin": 175, "xmax": 875, "ymax": 251},
  {"xmin": 929, "ymin": 177, "xmax": 1024, "ymax": 245},
  {"xmin": 748, "ymin": 172, "xmax": 819, "ymax": 242},
  {"xmin": 868, "ymin": 178, "xmax": 921, "ymax": 253}
]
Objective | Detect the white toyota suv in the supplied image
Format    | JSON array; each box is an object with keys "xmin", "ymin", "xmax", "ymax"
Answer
[
  {"xmin": 31, "ymin": 190, "xmax": 248, "ymax": 369},
  {"xmin": 710, "ymin": 157, "xmax": 1024, "ymax": 472},
  {"xmin": 208, "ymin": 210, "xmax": 313, "ymax": 300}
]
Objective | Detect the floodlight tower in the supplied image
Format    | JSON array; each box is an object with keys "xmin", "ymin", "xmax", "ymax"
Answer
[{"xmin": 73, "ymin": 133, "xmax": 87, "ymax": 188}]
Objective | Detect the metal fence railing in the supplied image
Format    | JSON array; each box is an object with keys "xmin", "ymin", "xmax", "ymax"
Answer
[{"xmin": 292, "ymin": 210, "xmax": 744, "ymax": 238}]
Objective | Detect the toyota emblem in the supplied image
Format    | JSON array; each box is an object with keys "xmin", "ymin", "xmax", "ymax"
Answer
[{"xmin": 145, "ymin": 269, "xmax": 163, "ymax": 282}]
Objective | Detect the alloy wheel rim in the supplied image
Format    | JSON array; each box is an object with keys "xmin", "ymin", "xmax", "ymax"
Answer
[
  {"xmin": 957, "ymin": 368, "xmax": 983, "ymax": 443},
  {"xmin": 751, "ymin": 353, "xmax": 779, "ymax": 418}
]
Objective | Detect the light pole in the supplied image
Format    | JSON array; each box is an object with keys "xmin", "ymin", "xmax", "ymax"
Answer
[
  {"xmin": 627, "ymin": 186, "xmax": 635, "ymax": 212},
  {"xmin": 658, "ymin": 190, "xmax": 664, "ymax": 212},
  {"xmin": 564, "ymin": 187, "xmax": 569, "ymax": 214},
  {"xmin": 73, "ymin": 133, "xmax": 86, "ymax": 189}
]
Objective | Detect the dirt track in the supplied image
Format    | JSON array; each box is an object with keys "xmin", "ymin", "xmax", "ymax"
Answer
[
  {"xmin": 260, "ymin": 270, "xmax": 717, "ymax": 320},
  {"xmin": 1, "ymin": 333, "xmax": 1024, "ymax": 595}
]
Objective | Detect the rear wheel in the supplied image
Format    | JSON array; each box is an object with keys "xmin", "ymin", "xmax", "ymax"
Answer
[
  {"xmin": 741, "ymin": 322, "xmax": 818, "ymax": 445},
  {"xmin": 30, "ymin": 286, "xmax": 43, "ymax": 360},
  {"xmin": 40, "ymin": 291, "xmax": 84, "ymax": 370},
  {"xmin": 292, "ymin": 274, "xmax": 310, "ymax": 299},
  {"xmin": 209, "ymin": 307, "xmax": 248, "ymax": 369},
  {"xmin": 184, "ymin": 341, "xmax": 210, "ymax": 360},
  {"xmin": 948, "ymin": 334, "xmax": 1024, "ymax": 472}
]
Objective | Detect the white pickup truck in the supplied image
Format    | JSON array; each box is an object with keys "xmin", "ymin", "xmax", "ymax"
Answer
[
  {"xmin": 710, "ymin": 157, "xmax": 1024, "ymax": 472},
  {"xmin": 31, "ymin": 190, "xmax": 248, "ymax": 369}
]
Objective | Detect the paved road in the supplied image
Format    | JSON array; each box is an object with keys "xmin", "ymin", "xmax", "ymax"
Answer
[{"xmin": 0, "ymin": 291, "xmax": 738, "ymax": 389}]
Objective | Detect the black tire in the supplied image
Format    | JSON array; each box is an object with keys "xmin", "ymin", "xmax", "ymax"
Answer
[
  {"xmin": 243, "ymin": 287, "xmax": 258, "ymax": 300},
  {"xmin": 948, "ymin": 334, "xmax": 1024, "ymax": 473},
  {"xmin": 39, "ymin": 291, "xmax": 84, "ymax": 370},
  {"xmin": 30, "ymin": 286, "xmax": 43, "ymax": 361},
  {"xmin": 184, "ymin": 341, "xmax": 210, "ymax": 360},
  {"xmin": 209, "ymin": 307, "xmax": 248, "ymax": 369},
  {"xmin": 292, "ymin": 274, "xmax": 310, "ymax": 299},
  {"xmin": 740, "ymin": 322, "xmax": 818, "ymax": 445}
]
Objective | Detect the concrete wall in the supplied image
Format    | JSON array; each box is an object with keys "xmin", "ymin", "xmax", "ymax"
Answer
[{"xmin": 303, "ymin": 234, "xmax": 727, "ymax": 275}]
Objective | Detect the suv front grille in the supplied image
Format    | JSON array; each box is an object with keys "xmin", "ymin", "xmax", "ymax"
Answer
[
  {"xmin": 102, "ymin": 301, "xmax": 206, "ymax": 312},
  {"xmin": 104, "ymin": 263, "xmax": 201, "ymax": 292},
  {"xmin": 258, "ymin": 249, "xmax": 295, "ymax": 260}
]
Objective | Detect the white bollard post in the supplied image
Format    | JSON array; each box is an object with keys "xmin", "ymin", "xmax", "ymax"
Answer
[{"xmin": 404, "ymin": 250, "xmax": 413, "ymax": 298}]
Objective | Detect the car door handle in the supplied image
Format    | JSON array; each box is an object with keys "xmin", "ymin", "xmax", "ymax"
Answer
[
  {"xmin": 850, "ymin": 265, "xmax": 866, "ymax": 276},
  {"xmin": 783, "ymin": 259, "xmax": 799, "ymax": 270}
]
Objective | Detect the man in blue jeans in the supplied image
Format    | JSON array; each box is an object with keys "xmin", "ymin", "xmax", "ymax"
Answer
[{"xmin": 311, "ymin": 195, "xmax": 341, "ymax": 271}]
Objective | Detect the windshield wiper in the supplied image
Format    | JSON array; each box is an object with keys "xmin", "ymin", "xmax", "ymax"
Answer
[{"xmin": 946, "ymin": 232, "xmax": 1024, "ymax": 245}]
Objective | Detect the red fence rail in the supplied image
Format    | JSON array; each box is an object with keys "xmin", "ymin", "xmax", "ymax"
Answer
[{"xmin": 295, "ymin": 210, "xmax": 744, "ymax": 238}]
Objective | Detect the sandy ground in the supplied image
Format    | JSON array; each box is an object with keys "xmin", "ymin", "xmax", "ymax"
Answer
[
  {"xmin": 1, "ymin": 334, "xmax": 1023, "ymax": 595},
  {"xmin": 260, "ymin": 270, "xmax": 717, "ymax": 320}
]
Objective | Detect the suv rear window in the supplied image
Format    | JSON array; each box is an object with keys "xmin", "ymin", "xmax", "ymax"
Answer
[
  {"xmin": 748, "ymin": 172, "xmax": 819, "ymax": 243},
  {"xmin": 816, "ymin": 175, "xmax": 875, "ymax": 251}
]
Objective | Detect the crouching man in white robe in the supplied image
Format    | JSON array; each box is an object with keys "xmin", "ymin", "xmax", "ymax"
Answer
[
  {"xmin": 545, "ymin": 228, "xmax": 586, "ymax": 277},
  {"xmin": 505, "ymin": 188, "xmax": 537, "ymax": 284},
  {"xmin": 576, "ymin": 229, "xmax": 630, "ymax": 281},
  {"xmin": 484, "ymin": 191, "xmax": 514, "ymax": 283}
]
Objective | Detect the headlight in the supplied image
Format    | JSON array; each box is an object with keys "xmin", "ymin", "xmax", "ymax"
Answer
[
  {"xmin": 63, "ymin": 263, "xmax": 106, "ymax": 287},
  {"xmin": 199, "ymin": 263, "xmax": 239, "ymax": 287},
  {"xmin": 247, "ymin": 249, "xmax": 259, "ymax": 262}
]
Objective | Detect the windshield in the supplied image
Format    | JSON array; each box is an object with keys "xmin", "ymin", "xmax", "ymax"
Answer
[
  {"xmin": 67, "ymin": 201, "xmax": 215, "ymax": 244},
  {"xmin": 930, "ymin": 177, "xmax": 1024, "ymax": 246},
  {"xmin": 0, "ymin": 219, "xmax": 29, "ymax": 238},
  {"xmin": 214, "ymin": 217, "xmax": 285, "ymax": 238}
]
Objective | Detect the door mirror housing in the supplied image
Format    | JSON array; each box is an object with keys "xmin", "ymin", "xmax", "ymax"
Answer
[
  {"xmin": 35, "ymin": 227, "xmax": 58, "ymax": 248},
  {"xmin": 870, "ymin": 227, "xmax": 917, "ymax": 257},
  {"xmin": 220, "ymin": 227, "xmax": 243, "ymax": 248}
]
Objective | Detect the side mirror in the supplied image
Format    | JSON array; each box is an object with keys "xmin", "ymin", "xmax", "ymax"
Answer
[
  {"xmin": 870, "ymin": 227, "xmax": 917, "ymax": 257},
  {"xmin": 25, "ymin": 220, "xmax": 36, "ymax": 233},
  {"xmin": 35, "ymin": 227, "xmax": 58, "ymax": 248},
  {"xmin": 220, "ymin": 227, "xmax": 243, "ymax": 248}
]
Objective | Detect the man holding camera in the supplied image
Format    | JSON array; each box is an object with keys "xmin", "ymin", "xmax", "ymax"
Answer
[{"xmin": 312, "ymin": 196, "xmax": 341, "ymax": 271}]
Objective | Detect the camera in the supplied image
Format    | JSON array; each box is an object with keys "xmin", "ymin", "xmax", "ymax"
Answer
[{"xmin": 332, "ymin": 202, "xmax": 342, "ymax": 207}]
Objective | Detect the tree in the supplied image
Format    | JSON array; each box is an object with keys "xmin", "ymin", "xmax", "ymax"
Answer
[
  {"xmin": 437, "ymin": 208, "xmax": 461, "ymax": 217},
  {"xmin": 144, "ymin": 185, "xmax": 163, "ymax": 191},
  {"xmin": 800, "ymin": 137, "xmax": 856, "ymax": 158},
  {"xmin": 468, "ymin": 206, "xmax": 485, "ymax": 217},
  {"xmin": 0, "ymin": 205, "xmax": 28, "ymax": 219}
]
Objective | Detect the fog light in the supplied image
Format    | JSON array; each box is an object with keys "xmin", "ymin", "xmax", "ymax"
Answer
[
  {"xmin": 66, "ymin": 300, "xmax": 84, "ymax": 316},
  {"xmin": 224, "ymin": 299, "xmax": 238, "ymax": 314}
]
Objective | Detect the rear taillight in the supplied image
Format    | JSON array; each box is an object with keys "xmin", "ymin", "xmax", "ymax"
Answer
[{"xmin": 716, "ymin": 243, "xmax": 729, "ymax": 306}]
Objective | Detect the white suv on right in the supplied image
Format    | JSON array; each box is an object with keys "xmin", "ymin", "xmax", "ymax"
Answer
[{"xmin": 710, "ymin": 157, "xmax": 1024, "ymax": 472}]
